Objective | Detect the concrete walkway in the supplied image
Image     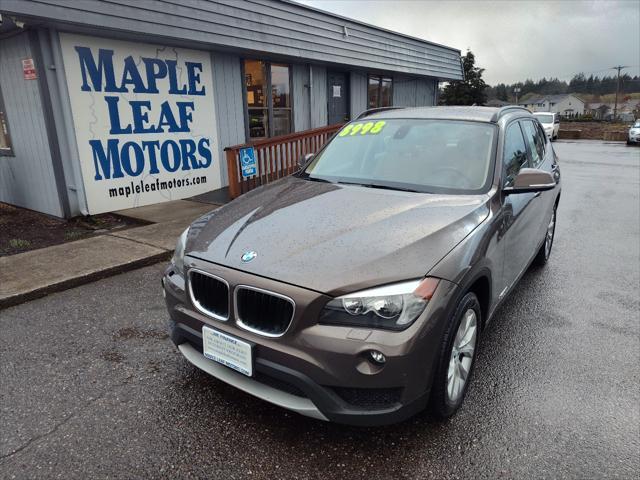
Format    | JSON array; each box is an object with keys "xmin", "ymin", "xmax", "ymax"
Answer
[{"xmin": 0, "ymin": 200, "xmax": 217, "ymax": 309}]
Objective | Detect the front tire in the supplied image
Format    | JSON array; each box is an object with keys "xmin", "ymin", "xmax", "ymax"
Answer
[
  {"xmin": 533, "ymin": 206, "xmax": 557, "ymax": 266},
  {"xmin": 429, "ymin": 292, "xmax": 481, "ymax": 419}
]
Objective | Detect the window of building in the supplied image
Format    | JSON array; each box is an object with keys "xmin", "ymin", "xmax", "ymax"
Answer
[
  {"xmin": 368, "ymin": 75, "xmax": 393, "ymax": 109},
  {"xmin": 244, "ymin": 60, "xmax": 292, "ymax": 139},
  {"xmin": 0, "ymin": 85, "xmax": 13, "ymax": 156}
]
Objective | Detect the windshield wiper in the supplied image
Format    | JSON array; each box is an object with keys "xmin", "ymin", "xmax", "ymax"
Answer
[
  {"xmin": 303, "ymin": 176, "xmax": 333, "ymax": 183},
  {"xmin": 337, "ymin": 181, "xmax": 424, "ymax": 193}
]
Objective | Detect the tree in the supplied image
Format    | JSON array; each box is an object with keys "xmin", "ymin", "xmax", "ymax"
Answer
[
  {"xmin": 495, "ymin": 83, "xmax": 509, "ymax": 101},
  {"xmin": 440, "ymin": 50, "xmax": 487, "ymax": 106}
]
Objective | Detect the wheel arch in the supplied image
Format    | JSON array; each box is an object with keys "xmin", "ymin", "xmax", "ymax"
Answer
[{"xmin": 457, "ymin": 268, "xmax": 492, "ymax": 330}]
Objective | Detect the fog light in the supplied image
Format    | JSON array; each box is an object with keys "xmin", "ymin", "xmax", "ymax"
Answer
[{"xmin": 369, "ymin": 350, "xmax": 386, "ymax": 365}]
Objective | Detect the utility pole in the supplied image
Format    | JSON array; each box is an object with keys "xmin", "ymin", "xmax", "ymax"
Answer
[
  {"xmin": 514, "ymin": 87, "xmax": 521, "ymax": 105},
  {"xmin": 612, "ymin": 65, "xmax": 628, "ymax": 121}
]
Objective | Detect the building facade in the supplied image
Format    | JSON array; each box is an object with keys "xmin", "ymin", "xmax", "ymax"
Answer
[
  {"xmin": 0, "ymin": 0, "xmax": 463, "ymax": 218},
  {"xmin": 520, "ymin": 94, "xmax": 585, "ymax": 117}
]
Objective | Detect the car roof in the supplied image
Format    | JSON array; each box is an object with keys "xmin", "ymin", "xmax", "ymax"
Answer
[{"xmin": 361, "ymin": 106, "xmax": 532, "ymax": 123}]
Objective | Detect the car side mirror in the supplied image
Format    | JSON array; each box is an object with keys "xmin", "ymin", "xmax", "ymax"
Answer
[
  {"xmin": 554, "ymin": 119, "xmax": 560, "ymax": 124},
  {"xmin": 503, "ymin": 168, "xmax": 556, "ymax": 195},
  {"xmin": 297, "ymin": 153, "xmax": 314, "ymax": 170}
]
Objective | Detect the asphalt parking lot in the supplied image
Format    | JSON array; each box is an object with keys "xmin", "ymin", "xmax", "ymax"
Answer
[{"xmin": 1, "ymin": 140, "xmax": 638, "ymax": 479}]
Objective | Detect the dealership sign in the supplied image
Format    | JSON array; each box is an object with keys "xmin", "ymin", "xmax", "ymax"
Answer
[{"xmin": 59, "ymin": 33, "xmax": 220, "ymax": 214}]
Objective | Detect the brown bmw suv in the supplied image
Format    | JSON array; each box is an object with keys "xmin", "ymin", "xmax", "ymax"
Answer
[{"xmin": 162, "ymin": 106, "xmax": 561, "ymax": 425}]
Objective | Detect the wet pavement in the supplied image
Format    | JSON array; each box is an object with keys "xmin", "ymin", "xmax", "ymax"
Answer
[{"xmin": 1, "ymin": 141, "xmax": 639, "ymax": 479}]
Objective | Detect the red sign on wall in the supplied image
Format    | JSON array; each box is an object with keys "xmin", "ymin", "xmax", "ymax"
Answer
[{"xmin": 22, "ymin": 58, "xmax": 37, "ymax": 80}]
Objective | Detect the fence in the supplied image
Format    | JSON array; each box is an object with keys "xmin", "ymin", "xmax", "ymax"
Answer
[{"xmin": 224, "ymin": 124, "xmax": 343, "ymax": 199}]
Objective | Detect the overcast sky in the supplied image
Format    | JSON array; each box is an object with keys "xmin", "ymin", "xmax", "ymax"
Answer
[{"xmin": 299, "ymin": 0, "xmax": 640, "ymax": 85}]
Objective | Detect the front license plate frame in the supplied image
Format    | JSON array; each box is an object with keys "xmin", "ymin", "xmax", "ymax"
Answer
[{"xmin": 201, "ymin": 325, "xmax": 253, "ymax": 377}]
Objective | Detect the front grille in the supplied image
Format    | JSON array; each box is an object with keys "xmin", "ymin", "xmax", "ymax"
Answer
[
  {"xmin": 189, "ymin": 270, "xmax": 229, "ymax": 320},
  {"xmin": 330, "ymin": 387, "xmax": 403, "ymax": 409},
  {"xmin": 235, "ymin": 286, "xmax": 294, "ymax": 337}
]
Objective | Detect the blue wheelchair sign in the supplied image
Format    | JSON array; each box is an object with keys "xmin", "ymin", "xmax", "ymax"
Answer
[{"xmin": 239, "ymin": 147, "xmax": 257, "ymax": 178}]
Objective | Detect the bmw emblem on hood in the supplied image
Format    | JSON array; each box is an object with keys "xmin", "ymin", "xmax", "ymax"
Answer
[{"xmin": 241, "ymin": 251, "xmax": 257, "ymax": 263}]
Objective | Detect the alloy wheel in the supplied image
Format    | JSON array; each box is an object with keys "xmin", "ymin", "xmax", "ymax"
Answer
[{"xmin": 447, "ymin": 309, "xmax": 478, "ymax": 403}]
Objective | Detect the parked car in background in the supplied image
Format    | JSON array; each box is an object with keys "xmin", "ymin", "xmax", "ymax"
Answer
[
  {"xmin": 533, "ymin": 112, "xmax": 560, "ymax": 140},
  {"xmin": 163, "ymin": 106, "xmax": 561, "ymax": 426},
  {"xmin": 628, "ymin": 120, "xmax": 640, "ymax": 145}
]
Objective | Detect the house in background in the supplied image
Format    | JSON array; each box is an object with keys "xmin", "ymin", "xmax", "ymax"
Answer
[
  {"xmin": 485, "ymin": 98, "xmax": 510, "ymax": 107},
  {"xmin": 585, "ymin": 103, "xmax": 611, "ymax": 120},
  {"xmin": 585, "ymin": 101, "xmax": 639, "ymax": 121},
  {"xmin": 519, "ymin": 94, "xmax": 585, "ymax": 117}
]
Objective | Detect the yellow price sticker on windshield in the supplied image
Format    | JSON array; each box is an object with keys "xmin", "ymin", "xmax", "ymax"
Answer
[{"xmin": 338, "ymin": 121, "xmax": 386, "ymax": 137}]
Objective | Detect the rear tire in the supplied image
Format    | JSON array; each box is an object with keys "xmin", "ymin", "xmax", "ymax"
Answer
[
  {"xmin": 429, "ymin": 292, "xmax": 481, "ymax": 419},
  {"xmin": 533, "ymin": 206, "xmax": 556, "ymax": 266}
]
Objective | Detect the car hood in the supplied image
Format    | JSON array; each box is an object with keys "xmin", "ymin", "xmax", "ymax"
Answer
[{"xmin": 187, "ymin": 177, "xmax": 490, "ymax": 295}]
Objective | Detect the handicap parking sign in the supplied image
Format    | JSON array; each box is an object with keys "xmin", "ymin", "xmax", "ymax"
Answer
[{"xmin": 239, "ymin": 147, "xmax": 257, "ymax": 178}]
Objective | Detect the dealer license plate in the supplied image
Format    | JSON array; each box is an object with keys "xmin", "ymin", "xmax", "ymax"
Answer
[{"xmin": 202, "ymin": 326, "xmax": 253, "ymax": 377}]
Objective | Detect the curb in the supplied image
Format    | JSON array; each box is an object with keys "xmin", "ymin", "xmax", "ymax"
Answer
[{"xmin": 0, "ymin": 250, "xmax": 171, "ymax": 310}]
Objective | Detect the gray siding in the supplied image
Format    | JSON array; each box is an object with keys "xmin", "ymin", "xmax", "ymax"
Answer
[
  {"xmin": 350, "ymin": 72, "xmax": 368, "ymax": 119},
  {"xmin": 211, "ymin": 51, "xmax": 245, "ymax": 186},
  {"xmin": 416, "ymin": 78, "xmax": 436, "ymax": 106},
  {"xmin": 1, "ymin": 0, "xmax": 462, "ymax": 80},
  {"xmin": 0, "ymin": 32, "xmax": 63, "ymax": 217},
  {"xmin": 393, "ymin": 75, "xmax": 437, "ymax": 107},
  {"xmin": 292, "ymin": 63, "xmax": 310, "ymax": 132},
  {"xmin": 310, "ymin": 65, "xmax": 327, "ymax": 128}
]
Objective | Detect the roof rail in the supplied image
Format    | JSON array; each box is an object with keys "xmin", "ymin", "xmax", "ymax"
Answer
[
  {"xmin": 491, "ymin": 105, "xmax": 531, "ymax": 122},
  {"xmin": 356, "ymin": 106, "xmax": 404, "ymax": 120}
]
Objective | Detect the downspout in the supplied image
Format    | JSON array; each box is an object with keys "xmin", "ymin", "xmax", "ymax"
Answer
[
  {"xmin": 48, "ymin": 28, "xmax": 90, "ymax": 216},
  {"xmin": 308, "ymin": 63, "xmax": 313, "ymax": 129}
]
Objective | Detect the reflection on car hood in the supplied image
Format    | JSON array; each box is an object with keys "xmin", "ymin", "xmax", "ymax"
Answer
[{"xmin": 186, "ymin": 177, "xmax": 490, "ymax": 295}]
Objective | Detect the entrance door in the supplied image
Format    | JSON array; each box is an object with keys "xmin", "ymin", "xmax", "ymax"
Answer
[{"xmin": 327, "ymin": 72, "xmax": 349, "ymax": 124}]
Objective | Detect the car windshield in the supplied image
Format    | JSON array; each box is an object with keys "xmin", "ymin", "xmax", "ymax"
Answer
[
  {"xmin": 535, "ymin": 114, "xmax": 554, "ymax": 124},
  {"xmin": 301, "ymin": 119, "xmax": 496, "ymax": 194}
]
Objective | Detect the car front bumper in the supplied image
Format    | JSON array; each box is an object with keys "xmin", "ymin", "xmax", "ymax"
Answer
[
  {"xmin": 162, "ymin": 258, "xmax": 459, "ymax": 426},
  {"xmin": 628, "ymin": 133, "xmax": 640, "ymax": 143}
]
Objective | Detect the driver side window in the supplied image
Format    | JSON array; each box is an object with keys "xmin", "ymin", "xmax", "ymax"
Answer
[{"xmin": 502, "ymin": 123, "xmax": 528, "ymax": 187}]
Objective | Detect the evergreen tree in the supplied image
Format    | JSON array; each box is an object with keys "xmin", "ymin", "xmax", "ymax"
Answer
[
  {"xmin": 495, "ymin": 84, "xmax": 509, "ymax": 101},
  {"xmin": 440, "ymin": 50, "xmax": 487, "ymax": 105}
]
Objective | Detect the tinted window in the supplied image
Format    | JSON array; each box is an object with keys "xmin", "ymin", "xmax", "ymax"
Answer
[
  {"xmin": 522, "ymin": 120, "xmax": 545, "ymax": 167},
  {"xmin": 502, "ymin": 123, "xmax": 528, "ymax": 187},
  {"xmin": 244, "ymin": 60, "xmax": 292, "ymax": 138},
  {"xmin": 0, "ymin": 84, "xmax": 13, "ymax": 156},
  {"xmin": 368, "ymin": 75, "xmax": 393, "ymax": 108},
  {"xmin": 304, "ymin": 119, "xmax": 496, "ymax": 194}
]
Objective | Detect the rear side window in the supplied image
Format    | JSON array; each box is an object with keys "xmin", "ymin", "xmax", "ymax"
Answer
[
  {"xmin": 521, "ymin": 120, "xmax": 545, "ymax": 167},
  {"xmin": 502, "ymin": 123, "xmax": 528, "ymax": 187}
]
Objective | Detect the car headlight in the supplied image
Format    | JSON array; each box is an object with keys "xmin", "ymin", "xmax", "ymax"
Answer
[
  {"xmin": 319, "ymin": 278, "xmax": 440, "ymax": 331},
  {"xmin": 171, "ymin": 228, "xmax": 189, "ymax": 275}
]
